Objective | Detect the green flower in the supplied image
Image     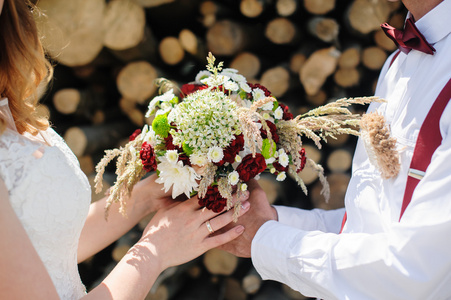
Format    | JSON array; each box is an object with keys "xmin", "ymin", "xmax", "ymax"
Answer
[
  {"xmin": 272, "ymin": 100, "xmax": 279, "ymax": 111},
  {"xmin": 261, "ymin": 138, "xmax": 277, "ymax": 159},
  {"xmin": 152, "ymin": 114, "xmax": 170, "ymax": 138},
  {"xmin": 182, "ymin": 142, "xmax": 194, "ymax": 156},
  {"xmin": 170, "ymin": 96, "xmax": 179, "ymax": 105}
]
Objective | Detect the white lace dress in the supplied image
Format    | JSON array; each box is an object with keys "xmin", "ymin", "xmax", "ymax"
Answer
[{"xmin": 0, "ymin": 98, "xmax": 91, "ymax": 299}]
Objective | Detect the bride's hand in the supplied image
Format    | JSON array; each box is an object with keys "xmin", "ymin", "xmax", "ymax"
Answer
[
  {"xmin": 138, "ymin": 192, "xmax": 250, "ymax": 272},
  {"xmin": 131, "ymin": 173, "xmax": 176, "ymax": 216}
]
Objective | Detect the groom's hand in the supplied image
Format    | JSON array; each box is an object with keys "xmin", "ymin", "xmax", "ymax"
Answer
[{"xmin": 217, "ymin": 179, "xmax": 278, "ymax": 258}]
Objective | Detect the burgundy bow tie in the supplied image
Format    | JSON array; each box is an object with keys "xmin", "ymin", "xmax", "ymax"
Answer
[{"xmin": 381, "ymin": 17, "xmax": 435, "ymax": 55}]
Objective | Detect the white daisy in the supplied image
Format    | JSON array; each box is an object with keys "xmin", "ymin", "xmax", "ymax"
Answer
[
  {"xmin": 224, "ymin": 80, "xmax": 239, "ymax": 92},
  {"xmin": 274, "ymin": 106, "xmax": 283, "ymax": 120},
  {"xmin": 228, "ymin": 171, "xmax": 240, "ymax": 185},
  {"xmin": 190, "ymin": 152, "xmax": 208, "ymax": 166},
  {"xmin": 232, "ymin": 73, "xmax": 246, "ymax": 83},
  {"xmin": 145, "ymin": 89, "xmax": 175, "ymax": 118},
  {"xmin": 276, "ymin": 172, "xmax": 286, "ymax": 181},
  {"xmin": 208, "ymin": 146, "xmax": 224, "ymax": 163},
  {"xmin": 266, "ymin": 157, "xmax": 275, "ymax": 164},
  {"xmin": 221, "ymin": 68, "xmax": 239, "ymax": 74},
  {"xmin": 262, "ymin": 101, "xmax": 274, "ymax": 111},
  {"xmin": 239, "ymin": 82, "xmax": 252, "ymax": 93},
  {"xmin": 240, "ymin": 183, "xmax": 248, "ymax": 191},
  {"xmin": 195, "ymin": 70, "xmax": 211, "ymax": 83},
  {"xmin": 278, "ymin": 151, "xmax": 289, "ymax": 168},
  {"xmin": 165, "ymin": 150, "xmax": 179, "ymax": 164},
  {"xmin": 252, "ymin": 88, "xmax": 265, "ymax": 101}
]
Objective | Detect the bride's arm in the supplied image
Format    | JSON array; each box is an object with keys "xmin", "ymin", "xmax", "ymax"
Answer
[
  {"xmin": 1, "ymin": 178, "xmax": 250, "ymax": 300},
  {"xmin": 77, "ymin": 173, "xmax": 172, "ymax": 263},
  {"xmin": 0, "ymin": 179, "xmax": 60, "ymax": 299}
]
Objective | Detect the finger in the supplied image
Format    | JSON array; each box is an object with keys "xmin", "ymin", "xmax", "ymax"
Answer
[
  {"xmin": 202, "ymin": 200, "xmax": 250, "ymax": 235},
  {"xmin": 229, "ymin": 189, "xmax": 250, "ymax": 208},
  {"xmin": 203, "ymin": 225, "xmax": 245, "ymax": 250},
  {"xmin": 196, "ymin": 191, "xmax": 251, "ymax": 223}
]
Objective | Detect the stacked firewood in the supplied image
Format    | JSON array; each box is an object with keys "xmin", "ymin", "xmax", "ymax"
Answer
[{"xmin": 36, "ymin": 0, "xmax": 406, "ymax": 298}]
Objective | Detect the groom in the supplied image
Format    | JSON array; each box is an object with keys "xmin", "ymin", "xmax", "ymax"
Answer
[{"xmin": 220, "ymin": 0, "xmax": 451, "ymax": 299}]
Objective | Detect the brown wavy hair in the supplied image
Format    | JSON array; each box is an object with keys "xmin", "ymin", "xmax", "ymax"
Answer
[{"xmin": 0, "ymin": 0, "xmax": 52, "ymax": 135}]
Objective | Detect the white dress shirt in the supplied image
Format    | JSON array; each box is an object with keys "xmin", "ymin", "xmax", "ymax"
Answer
[{"xmin": 252, "ymin": 1, "xmax": 451, "ymax": 299}]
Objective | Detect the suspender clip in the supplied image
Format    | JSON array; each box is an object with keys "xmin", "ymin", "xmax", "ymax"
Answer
[{"xmin": 408, "ymin": 168, "xmax": 425, "ymax": 180}]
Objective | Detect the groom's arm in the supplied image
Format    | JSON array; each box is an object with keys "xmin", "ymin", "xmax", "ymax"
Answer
[
  {"xmin": 217, "ymin": 179, "xmax": 344, "ymax": 257},
  {"xmin": 274, "ymin": 205, "xmax": 345, "ymax": 234}
]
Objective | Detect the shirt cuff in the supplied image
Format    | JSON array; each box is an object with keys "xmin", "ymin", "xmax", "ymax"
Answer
[{"xmin": 251, "ymin": 220, "xmax": 306, "ymax": 286}]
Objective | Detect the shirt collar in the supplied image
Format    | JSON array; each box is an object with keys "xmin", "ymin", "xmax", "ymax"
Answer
[{"xmin": 410, "ymin": 0, "xmax": 451, "ymax": 45}]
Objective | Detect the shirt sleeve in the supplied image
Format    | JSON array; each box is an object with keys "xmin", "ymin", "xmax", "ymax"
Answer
[
  {"xmin": 251, "ymin": 122, "xmax": 451, "ymax": 299},
  {"xmin": 274, "ymin": 205, "xmax": 345, "ymax": 234}
]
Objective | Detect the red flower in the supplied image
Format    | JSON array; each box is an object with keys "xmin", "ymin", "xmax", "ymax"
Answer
[
  {"xmin": 296, "ymin": 148, "xmax": 307, "ymax": 173},
  {"xmin": 217, "ymin": 134, "xmax": 245, "ymax": 166},
  {"xmin": 178, "ymin": 152, "xmax": 191, "ymax": 166},
  {"xmin": 164, "ymin": 135, "xmax": 179, "ymax": 151},
  {"xmin": 198, "ymin": 185, "xmax": 227, "ymax": 213},
  {"xmin": 236, "ymin": 153, "xmax": 267, "ymax": 182},
  {"xmin": 180, "ymin": 83, "xmax": 207, "ymax": 99},
  {"xmin": 129, "ymin": 129, "xmax": 142, "ymax": 141},
  {"xmin": 248, "ymin": 83, "xmax": 272, "ymax": 97},
  {"xmin": 260, "ymin": 120, "xmax": 279, "ymax": 143},
  {"xmin": 140, "ymin": 142, "xmax": 157, "ymax": 172},
  {"xmin": 279, "ymin": 103, "xmax": 294, "ymax": 121},
  {"xmin": 273, "ymin": 161, "xmax": 288, "ymax": 174}
]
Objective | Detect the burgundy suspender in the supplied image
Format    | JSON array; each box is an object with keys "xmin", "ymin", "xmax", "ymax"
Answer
[
  {"xmin": 399, "ymin": 78, "xmax": 451, "ymax": 220},
  {"xmin": 339, "ymin": 52, "xmax": 451, "ymax": 231}
]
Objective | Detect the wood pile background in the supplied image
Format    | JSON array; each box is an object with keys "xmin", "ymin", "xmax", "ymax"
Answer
[{"xmin": 35, "ymin": 0, "xmax": 406, "ymax": 299}]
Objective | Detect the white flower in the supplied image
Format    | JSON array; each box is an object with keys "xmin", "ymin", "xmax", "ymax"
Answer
[
  {"xmin": 240, "ymin": 183, "xmax": 248, "ymax": 191},
  {"xmin": 270, "ymin": 167, "xmax": 276, "ymax": 173},
  {"xmin": 201, "ymin": 75, "xmax": 230, "ymax": 88},
  {"xmin": 266, "ymin": 157, "xmax": 275, "ymax": 164},
  {"xmin": 262, "ymin": 101, "xmax": 274, "ymax": 111},
  {"xmin": 190, "ymin": 152, "xmax": 208, "ymax": 166},
  {"xmin": 240, "ymin": 82, "xmax": 252, "ymax": 93},
  {"xmin": 208, "ymin": 146, "xmax": 224, "ymax": 163},
  {"xmin": 195, "ymin": 70, "xmax": 211, "ymax": 83},
  {"xmin": 165, "ymin": 150, "xmax": 179, "ymax": 164},
  {"xmin": 224, "ymin": 80, "xmax": 239, "ymax": 92},
  {"xmin": 276, "ymin": 172, "xmax": 286, "ymax": 181},
  {"xmin": 145, "ymin": 89, "xmax": 175, "ymax": 118},
  {"xmin": 142, "ymin": 125, "xmax": 160, "ymax": 147},
  {"xmin": 274, "ymin": 106, "xmax": 283, "ymax": 119},
  {"xmin": 235, "ymin": 154, "xmax": 242, "ymax": 163},
  {"xmin": 232, "ymin": 74, "xmax": 246, "ymax": 83},
  {"xmin": 262, "ymin": 112, "xmax": 271, "ymax": 120},
  {"xmin": 228, "ymin": 171, "xmax": 240, "ymax": 185},
  {"xmin": 222, "ymin": 68, "xmax": 239, "ymax": 74},
  {"xmin": 156, "ymin": 157, "xmax": 200, "ymax": 199},
  {"xmin": 252, "ymin": 88, "xmax": 265, "ymax": 101},
  {"xmin": 278, "ymin": 152, "xmax": 289, "ymax": 167}
]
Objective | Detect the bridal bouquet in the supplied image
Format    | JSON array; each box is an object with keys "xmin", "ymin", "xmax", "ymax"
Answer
[{"xmin": 95, "ymin": 53, "xmax": 380, "ymax": 217}]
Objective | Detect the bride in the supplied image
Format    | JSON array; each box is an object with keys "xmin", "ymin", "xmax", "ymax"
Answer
[{"xmin": 0, "ymin": 0, "xmax": 250, "ymax": 299}]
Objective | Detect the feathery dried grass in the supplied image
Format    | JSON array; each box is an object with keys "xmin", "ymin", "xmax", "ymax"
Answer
[
  {"xmin": 198, "ymin": 163, "xmax": 218, "ymax": 198},
  {"xmin": 218, "ymin": 177, "xmax": 233, "ymax": 210},
  {"xmin": 360, "ymin": 111, "xmax": 400, "ymax": 179},
  {"xmin": 94, "ymin": 134, "xmax": 147, "ymax": 219}
]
